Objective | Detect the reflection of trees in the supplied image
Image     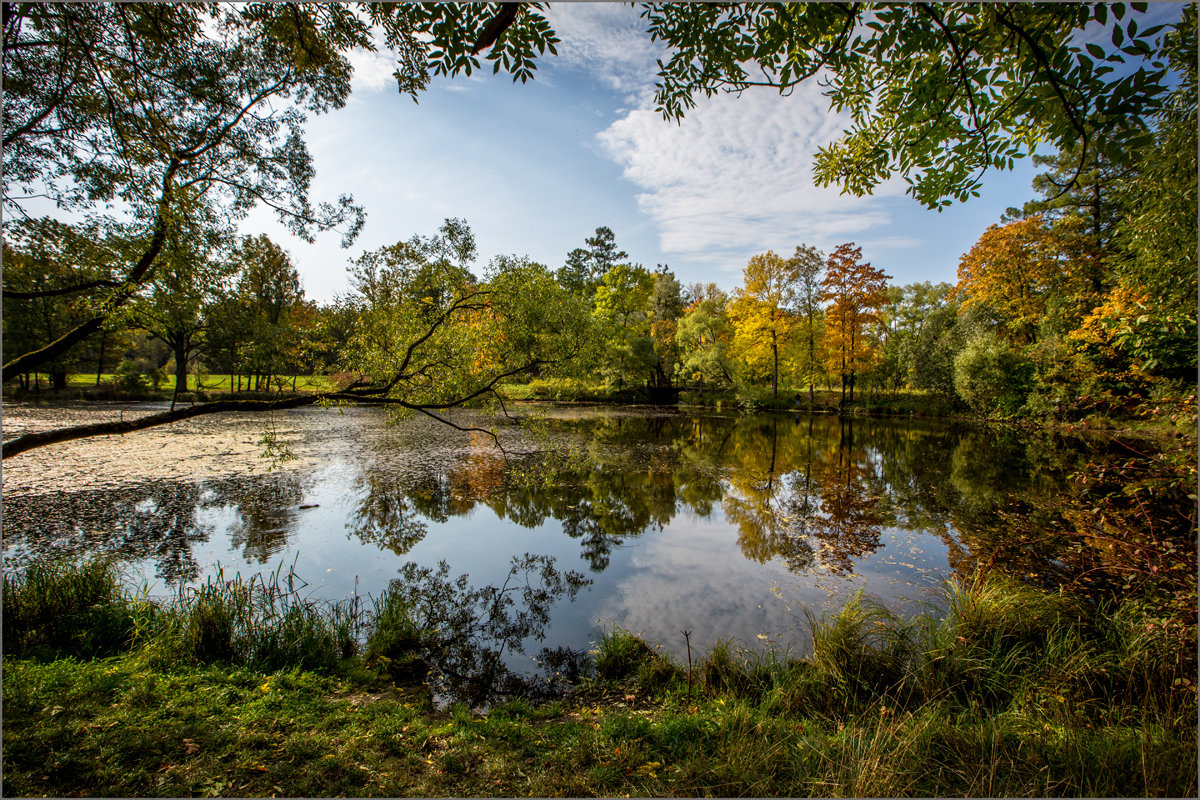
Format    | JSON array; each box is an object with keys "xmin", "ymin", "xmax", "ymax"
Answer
[
  {"xmin": 5, "ymin": 408, "xmax": 1117, "ymax": 595},
  {"xmin": 807, "ymin": 419, "xmax": 889, "ymax": 574},
  {"xmin": 389, "ymin": 554, "xmax": 592, "ymax": 706},
  {"xmin": 721, "ymin": 416, "xmax": 819, "ymax": 572},
  {"xmin": 721, "ymin": 415, "xmax": 893, "ymax": 576},
  {"xmin": 3, "ymin": 482, "xmax": 211, "ymax": 583},
  {"xmin": 358, "ymin": 415, "xmax": 730, "ymax": 572},
  {"xmin": 206, "ymin": 473, "xmax": 303, "ymax": 563},
  {"xmin": 5, "ymin": 471, "xmax": 317, "ymax": 583},
  {"xmin": 346, "ymin": 472, "xmax": 429, "ymax": 556}
]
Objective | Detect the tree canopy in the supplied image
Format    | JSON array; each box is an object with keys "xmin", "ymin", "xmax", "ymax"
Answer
[{"xmin": 642, "ymin": 3, "xmax": 1173, "ymax": 207}]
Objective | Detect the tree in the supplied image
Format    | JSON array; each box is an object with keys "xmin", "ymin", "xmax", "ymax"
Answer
[
  {"xmin": 953, "ymin": 333, "xmax": 1033, "ymax": 415},
  {"xmin": 557, "ymin": 226, "xmax": 629, "ymax": 300},
  {"xmin": 788, "ymin": 244, "xmax": 825, "ymax": 403},
  {"xmin": 895, "ymin": 283, "xmax": 962, "ymax": 398},
  {"xmin": 3, "ymin": 221, "xmax": 585, "ymax": 458},
  {"xmin": 821, "ymin": 243, "xmax": 890, "ymax": 405},
  {"xmin": 2, "ymin": 218, "xmax": 127, "ymax": 391},
  {"xmin": 1, "ymin": 2, "xmax": 562, "ymax": 382},
  {"xmin": 648, "ymin": 266, "xmax": 684, "ymax": 390},
  {"xmin": 676, "ymin": 286, "xmax": 734, "ymax": 391},
  {"xmin": 954, "ymin": 215, "xmax": 1098, "ymax": 346},
  {"xmin": 126, "ymin": 191, "xmax": 239, "ymax": 405},
  {"xmin": 1102, "ymin": 4, "xmax": 1197, "ymax": 383},
  {"xmin": 727, "ymin": 250, "xmax": 801, "ymax": 400},
  {"xmin": 229, "ymin": 235, "xmax": 306, "ymax": 392},
  {"xmin": 591, "ymin": 263, "xmax": 655, "ymax": 391},
  {"xmin": 642, "ymin": 3, "xmax": 1173, "ymax": 208},
  {"xmin": 0, "ymin": 5, "xmax": 365, "ymax": 382}
]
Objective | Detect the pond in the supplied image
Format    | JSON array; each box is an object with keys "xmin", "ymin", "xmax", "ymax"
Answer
[{"xmin": 3, "ymin": 403, "xmax": 1098, "ymax": 671}]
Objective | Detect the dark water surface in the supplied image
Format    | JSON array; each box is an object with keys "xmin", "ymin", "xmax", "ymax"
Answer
[{"xmin": 3, "ymin": 403, "xmax": 1097, "ymax": 663}]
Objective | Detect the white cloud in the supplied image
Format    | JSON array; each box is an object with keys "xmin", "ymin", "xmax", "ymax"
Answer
[
  {"xmin": 597, "ymin": 83, "xmax": 908, "ymax": 269},
  {"xmin": 347, "ymin": 47, "xmax": 398, "ymax": 94},
  {"xmin": 543, "ymin": 4, "xmax": 665, "ymax": 103}
]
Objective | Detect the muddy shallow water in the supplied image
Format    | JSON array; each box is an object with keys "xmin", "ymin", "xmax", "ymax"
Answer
[{"xmin": 3, "ymin": 402, "xmax": 1084, "ymax": 664}]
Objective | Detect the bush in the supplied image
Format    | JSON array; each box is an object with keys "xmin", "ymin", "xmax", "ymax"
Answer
[{"xmin": 953, "ymin": 333, "xmax": 1033, "ymax": 415}]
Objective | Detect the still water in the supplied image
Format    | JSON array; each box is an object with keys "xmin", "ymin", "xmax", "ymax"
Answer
[{"xmin": 2, "ymin": 403, "xmax": 1092, "ymax": 663}]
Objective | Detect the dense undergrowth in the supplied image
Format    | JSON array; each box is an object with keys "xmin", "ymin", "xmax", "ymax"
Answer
[{"xmin": 3, "ymin": 559, "xmax": 1196, "ymax": 797}]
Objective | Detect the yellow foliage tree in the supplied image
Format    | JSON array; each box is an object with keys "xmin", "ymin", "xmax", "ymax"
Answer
[
  {"xmin": 821, "ymin": 243, "xmax": 890, "ymax": 405},
  {"xmin": 954, "ymin": 214, "xmax": 1099, "ymax": 345},
  {"xmin": 727, "ymin": 250, "xmax": 800, "ymax": 399}
]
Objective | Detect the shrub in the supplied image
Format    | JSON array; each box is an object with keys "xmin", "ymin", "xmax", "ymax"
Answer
[
  {"xmin": 953, "ymin": 333, "xmax": 1033, "ymax": 415},
  {"xmin": 593, "ymin": 628, "xmax": 657, "ymax": 681}
]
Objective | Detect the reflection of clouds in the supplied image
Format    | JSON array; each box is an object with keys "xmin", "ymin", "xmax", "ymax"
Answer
[
  {"xmin": 598, "ymin": 515, "xmax": 951, "ymax": 661},
  {"xmin": 597, "ymin": 513, "xmax": 857, "ymax": 660}
]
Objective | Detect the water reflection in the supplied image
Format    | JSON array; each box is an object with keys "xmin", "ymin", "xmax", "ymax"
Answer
[{"xmin": 3, "ymin": 409, "xmax": 1112, "ymax": 606}]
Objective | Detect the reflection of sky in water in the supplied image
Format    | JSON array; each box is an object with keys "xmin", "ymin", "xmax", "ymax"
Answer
[{"xmin": 2, "ymin": 405, "xmax": 1077, "ymax": 661}]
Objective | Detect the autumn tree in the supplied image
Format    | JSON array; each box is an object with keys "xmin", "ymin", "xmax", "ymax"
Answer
[
  {"xmin": 727, "ymin": 250, "xmax": 801, "ymax": 400},
  {"xmin": 1100, "ymin": 5, "xmax": 1197, "ymax": 384},
  {"xmin": 821, "ymin": 243, "xmax": 890, "ymax": 406},
  {"xmin": 954, "ymin": 215, "xmax": 1098, "ymax": 346}
]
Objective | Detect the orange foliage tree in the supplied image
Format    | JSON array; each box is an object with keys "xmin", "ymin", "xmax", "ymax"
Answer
[
  {"xmin": 953, "ymin": 214, "xmax": 1099, "ymax": 346},
  {"xmin": 821, "ymin": 243, "xmax": 890, "ymax": 405}
]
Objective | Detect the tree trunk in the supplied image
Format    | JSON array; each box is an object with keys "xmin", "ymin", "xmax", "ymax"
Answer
[
  {"xmin": 771, "ymin": 333, "xmax": 779, "ymax": 400},
  {"xmin": 807, "ymin": 314, "xmax": 815, "ymax": 404},
  {"xmin": 174, "ymin": 344, "xmax": 188, "ymax": 395},
  {"xmin": 51, "ymin": 365, "xmax": 67, "ymax": 391},
  {"xmin": 96, "ymin": 331, "xmax": 107, "ymax": 386},
  {"xmin": 848, "ymin": 371, "xmax": 856, "ymax": 405},
  {"xmin": 169, "ymin": 337, "xmax": 188, "ymax": 412}
]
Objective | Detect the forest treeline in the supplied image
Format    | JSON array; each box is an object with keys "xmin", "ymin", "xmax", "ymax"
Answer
[{"xmin": 2, "ymin": 6, "xmax": 1194, "ymax": 423}]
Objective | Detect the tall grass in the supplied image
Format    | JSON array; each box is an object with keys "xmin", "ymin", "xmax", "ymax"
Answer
[
  {"xmin": 3, "ymin": 559, "xmax": 135, "ymax": 660},
  {"xmin": 589, "ymin": 574, "xmax": 1195, "ymax": 739},
  {"xmin": 3, "ymin": 560, "xmax": 388, "ymax": 674},
  {"xmin": 135, "ymin": 565, "xmax": 367, "ymax": 672},
  {"xmin": 4, "ymin": 559, "xmax": 1196, "ymax": 796}
]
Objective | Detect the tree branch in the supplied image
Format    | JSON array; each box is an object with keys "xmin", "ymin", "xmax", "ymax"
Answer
[{"xmin": 3, "ymin": 278, "xmax": 122, "ymax": 300}]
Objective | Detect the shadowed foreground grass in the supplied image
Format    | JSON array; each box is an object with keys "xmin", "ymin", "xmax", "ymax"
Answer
[{"xmin": 3, "ymin": 561, "xmax": 1196, "ymax": 797}]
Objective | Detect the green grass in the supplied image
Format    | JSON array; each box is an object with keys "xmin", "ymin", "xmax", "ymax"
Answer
[
  {"xmin": 3, "ymin": 560, "xmax": 1196, "ymax": 797},
  {"xmin": 11, "ymin": 372, "xmax": 334, "ymax": 395}
]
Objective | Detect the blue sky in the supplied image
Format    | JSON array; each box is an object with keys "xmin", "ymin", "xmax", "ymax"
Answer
[{"xmin": 240, "ymin": 3, "xmax": 1184, "ymax": 303}]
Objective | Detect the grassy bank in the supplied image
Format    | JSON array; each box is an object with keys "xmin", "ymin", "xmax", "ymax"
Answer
[
  {"xmin": 3, "ymin": 373, "xmax": 333, "ymax": 403},
  {"xmin": 3, "ymin": 560, "xmax": 1196, "ymax": 797}
]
